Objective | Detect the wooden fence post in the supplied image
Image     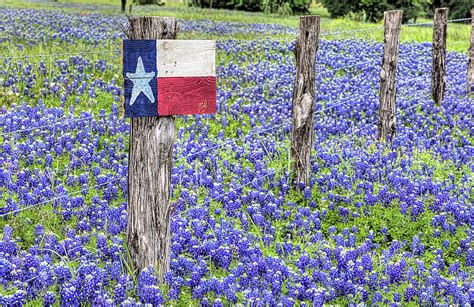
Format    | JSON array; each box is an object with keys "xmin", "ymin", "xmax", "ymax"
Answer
[
  {"xmin": 431, "ymin": 8, "xmax": 448, "ymax": 105},
  {"xmin": 468, "ymin": 9, "xmax": 474, "ymax": 96},
  {"xmin": 378, "ymin": 10, "xmax": 402, "ymax": 142},
  {"xmin": 291, "ymin": 16, "xmax": 320, "ymax": 188},
  {"xmin": 126, "ymin": 16, "xmax": 178, "ymax": 281}
]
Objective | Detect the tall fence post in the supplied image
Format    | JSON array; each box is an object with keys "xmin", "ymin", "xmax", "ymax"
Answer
[
  {"xmin": 291, "ymin": 16, "xmax": 320, "ymax": 188},
  {"xmin": 126, "ymin": 16, "xmax": 178, "ymax": 281},
  {"xmin": 468, "ymin": 9, "xmax": 474, "ymax": 96},
  {"xmin": 378, "ymin": 10, "xmax": 402, "ymax": 142},
  {"xmin": 431, "ymin": 8, "xmax": 448, "ymax": 105}
]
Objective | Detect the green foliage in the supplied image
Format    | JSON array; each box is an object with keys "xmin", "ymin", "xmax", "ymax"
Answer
[
  {"xmin": 426, "ymin": 0, "xmax": 473, "ymax": 19},
  {"xmin": 188, "ymin": 0, "xmax": 311, "ymax": 15},
  {"xmin": 133, "ymin": 0, "xmax": 164, "ymax": 5},
  {"xmin": 321, "ymin": 0, "xmax": 431, "ymax": 23}
]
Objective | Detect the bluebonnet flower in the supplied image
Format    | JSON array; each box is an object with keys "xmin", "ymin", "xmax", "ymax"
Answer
[{"xmin": 0, "ymin": 8, "xmax": 471, "ymax": 305}]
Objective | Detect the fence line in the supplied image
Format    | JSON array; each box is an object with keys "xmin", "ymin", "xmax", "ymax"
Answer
[
  {"xmin": 0, "ymin": 50, "xmax": 121, "ymax": 60},
  {"xmin": 173, "ymin": 168, "xmax": 281, "ymax": 220},
  {"xmin": 0, "ymin": 113, "xmax": 114, "ymax": 137},
  {"xmin": 0, "ymin": 68, "xmax": 456, "ymax": 147},
  {"xmin": 0, "ymin": 39, "xmax": 465, "ymax": 63},
  {"xmin": 397, "ymin": 74, "xmax": 430, "ymax": 87},
  {"xmin": 0, "ymin": 90, "xmax": 458, "ymax": 219},
  {"xmin": 402, "ymin": 17, "xmax": 472, "ymax": 27},
  {"xmin": 0, "ymin": 16, "xmax": 470, "ymax": 60},
  {"xmin": 0, "ymin": 49, "xmax": 460, "ymax": 142},
  {"xmin": 0, "ymin": 12, "xmax": 471, "ymax": 216},
  {"xmin": 0, "ymin": 178, "xmax": 122, "ymax": 218},
  {"xmin": 320, "ymin": 26, "xmax": 385, "ymax": 37},
  {"xmin": 314, "ymin": 105, "xmax": 418, "ymax": 155}
]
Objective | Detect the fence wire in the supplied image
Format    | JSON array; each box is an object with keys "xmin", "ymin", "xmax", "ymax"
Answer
[
  {"xmin": 0, "ymin": 13, "xmax": 471, "ymax": 220},
  {"xmin": 0, "ymin": 178, "xmax": 123, "ymax": 218},
  {"xmin": 0, "ymin": 15, "xmax": 471, "ymax": 60},
  {"xmin": 0, "ymin": 113, "xmax": 115, "ymax": 137}
]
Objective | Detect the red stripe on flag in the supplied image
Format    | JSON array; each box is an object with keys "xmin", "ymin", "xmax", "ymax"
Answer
[{"xmin": 157, "ymin": 77, "xmax": 216, "ymax": 116}]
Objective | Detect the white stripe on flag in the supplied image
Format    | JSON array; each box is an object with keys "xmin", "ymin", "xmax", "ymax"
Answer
[{"xmin": 157, "ymin": 40, "xmax": 216, "ymax": 78}]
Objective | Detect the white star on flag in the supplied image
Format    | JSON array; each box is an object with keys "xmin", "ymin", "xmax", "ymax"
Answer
[{"xmin": 126, "ymin": 56, "xmax": 155, "ymax": 105}]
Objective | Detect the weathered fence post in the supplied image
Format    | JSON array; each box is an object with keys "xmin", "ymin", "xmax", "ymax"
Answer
[
  {"xmin": 126, "ymin": 16, "xmax": 178, "ymax": 281},
  {"xmin": 431, "ymin": 8, "xmax": 448, "ymax": 105},
  {"xmin": 467, "ymin": 9, "xmax": 474, "ymax": 96},
  {"xmin": 291, "ymin": 16, "xmax": 320, "ymax": 188},
  {"xmin": 378, "ymin": 10, "xmax": 402, "ymax": 142}
]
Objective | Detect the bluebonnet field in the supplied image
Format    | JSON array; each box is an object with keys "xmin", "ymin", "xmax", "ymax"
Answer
[{"xmin": 0, "ymin": 4, "xmax": 473, "ymax": 306}]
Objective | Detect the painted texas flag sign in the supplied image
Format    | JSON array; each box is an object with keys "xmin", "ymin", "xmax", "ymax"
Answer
[{"xmin": 122, "ymin": 40, "xmax": 216, "ymax": 118}]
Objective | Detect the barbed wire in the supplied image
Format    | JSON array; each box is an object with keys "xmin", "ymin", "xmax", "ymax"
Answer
[
  {"xmin": 173, "ymin": 89, "xmax": 455, "ymax": 221},
  {"xmin": 0, "ymin": 15, "xmax": 470, "ymax": 60},
  {"xmin": 402, "ymin": 17, "xmax": 472, "ymax": 27},
  {"xmin": 0, "ymin": 178, "xmax": 122, "ymax": 218},
  {"xmin": 180, "ymin": 119, "xmax": 290, "ymax": 160},
  {"xmin": 449, "ymin": 41, "xmax": 470, "ymax": 47},
  {"xmin": 0, "ymin": 112, "xmax": 116, "ymax": 137},
  {"xmin": 0, "ymin": 49, "xmax": 121, "ymax": 60},
  {"xmin": 178, "ymin": 87, "xmax": 385, "ymax": 162},
  {"xmin": 0, "ymin": 66, "xmax": 455, "ymax": 154},
  {"xmin": 397, "ymin": 74, "xmax": 430, "ymax": 87},
  {"xmin": 318, "ymin": 58, "xmax": 381, "ymax": 73},
  {"xmin": 172, "ymin": 164, "xmax": 281, "ymax": 220},
  {"xmin": 0, "ymin": 85, "xmax": 463, "ymax": 220},
  {"xmin": 177, "ymin": 72, "xmax": 438, "ymax": 170},
  {"xmin": 320, "ymin": 26, "xmax": 385, "ymax": 37},
  {"xmin": 314, "ymin": 87, "xmax": 435, "ymax": 149},
  {"xmin": 0, "ymin": 43, "xmax": 463, "ymax": 152}
]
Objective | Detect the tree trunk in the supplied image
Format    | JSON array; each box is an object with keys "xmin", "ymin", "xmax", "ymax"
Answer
[
  {"xmin": 121, "ymin": 0, "xmax": 126, "ymax": 12},
  {"xmin": 126, "ymin": 17, "xmax": 178, "ymax": 282},
  {"xmin": 431, "ymin": 8, "xmax": 448, "ymax": 105},
  {"xmin": 378, "ymin": 10, "xmax": 402, "ymax": 142},
  {"xmin": 467, "ymin": 9, "xmax": 474, "ymax": 96},
  {"xmin": 137, "ymin": 0, "xmax": 159, "ymax": 4},
  {"xmin": 290, "ymin": 16, "xmax": 320, "ymax": 188}
]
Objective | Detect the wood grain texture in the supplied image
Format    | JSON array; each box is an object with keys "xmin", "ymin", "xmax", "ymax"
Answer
[
  {"xmin": 126, "ymin": 16, "xmax": 177, "ymax": 282},
  {"xmin": 157, "ymin": 40, "xmax": 216, "ymax": 77},
  {"xmin": 158, "ymin": 77, "xmax": 216, "ymax": 115},
  {"xmin": 122, "ymin": 40, "xmax": 157, "ymax": 78},
  {"xmin": 431, "ymin": 8, "xmax": 448, "ymax": 105},
  {"xmin": 291, "ymin": 16, "xmax": 320, "ymax": 188},
  {"xmin": 467, "ymin": 9, "xmax": 474, "ymax": 96},
  {"xmin": 378, "ymin": 10, "xmax": 402, "ymax": 142},
  {"xmin": 122, "ymin": 40, "xmax": 158, "ymax": 117}
]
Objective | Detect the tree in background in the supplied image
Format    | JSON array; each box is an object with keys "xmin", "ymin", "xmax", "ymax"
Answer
[
  {"xmin": 121, "ymin": 0, "xmax": 126, "ymax": 12},
  {"xmin": 189, "ymin": 0, "xmax": 311, "ymax": 15},
  {"xmin": 426, "ymin": 0, "xmax": 472, "ymax": 19},
  {"xmin": 321, "ymin": 0, "xmax": 431, "ymax": 23},
  {"xmin": 134, "ymin": 0, "xmax": 164, "ymax": 4},
  {"xmin": 129, "ymin": 0, "xmax": 165, "ymax": 6}
]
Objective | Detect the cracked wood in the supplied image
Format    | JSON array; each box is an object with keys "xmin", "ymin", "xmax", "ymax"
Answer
[
  {"xmin": 291, "ymin": 16, "xmax": 320, "ymax": 187},
  {"xmin": 126, "ymin": 16, "xmax": 178, "ymax": 281},
  {"xmin": 378, "ymin": 10, "xmax": 402, "ymax": 142},
  {"xmin": 431, "ymin": 8, "xmax": 448, "ymax": 105},
  {"xmin": 467, "ymin": 9, "xmax": 474, "ymax": 96}
]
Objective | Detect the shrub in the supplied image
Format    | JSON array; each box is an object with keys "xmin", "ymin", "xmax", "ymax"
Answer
[
  {"xmin": 189, "ymin": 0, "xmax": 311, "ymax": 15},
  {"xmin": 321, "ymin": 0, "xmax": 430, "ymax": 23},
  {"xmin": 134, "ymin": 0, "xmax": 161, "ymax": 4},
  {"xmin": 426, "ymin": 0, "xmax": 473, "ymax": 20}
]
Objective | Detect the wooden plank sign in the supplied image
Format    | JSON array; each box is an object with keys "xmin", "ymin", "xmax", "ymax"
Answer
[{"xmin": 122, "ymin": 40, "xmax": 216, "ymax": 117}]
